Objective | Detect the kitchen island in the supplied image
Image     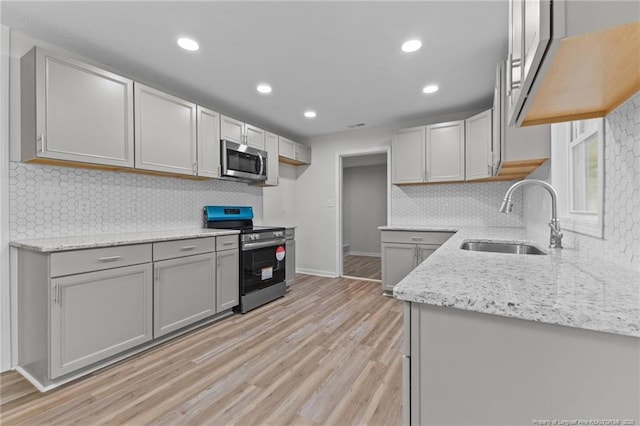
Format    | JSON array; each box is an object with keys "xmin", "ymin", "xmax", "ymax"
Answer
[{"xmin": 385, "ymin": 226, "xmax": 640, "ymax": 425}]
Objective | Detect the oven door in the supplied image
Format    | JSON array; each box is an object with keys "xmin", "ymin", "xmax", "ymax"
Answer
[
  {"xmin": 240, "ymin": 240, "xmax": 286, "ymax": 295},
  {"xmin": 221, "ymin": 140, "xmax": 267, "ymax": 181}
]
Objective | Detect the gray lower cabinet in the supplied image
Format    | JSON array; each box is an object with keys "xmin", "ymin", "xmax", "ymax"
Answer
[
  {"xmin": 153, "ymin": 253, "xmax": 216, "ymax": 337},
  {"xmin": 16, "ymin": 234, "xmax": 240, "ymax": 389},
  {"xmin": 51, "ymin": 263, "xmax": 153, "ymax": 378},
  {"xmin": 216, "ymin": 249, "xmax": 239, "ymax": 311},
  {"xmin": 381, "ymin": 231, "xmax": 453, "ymax": 294},
  {"xmin": 285, "ymin": 228, "xmax": 296, "ymax": 289},
  {"xmin": 404, "ymin": 302, "xmax": 640, "ymax": 425}
]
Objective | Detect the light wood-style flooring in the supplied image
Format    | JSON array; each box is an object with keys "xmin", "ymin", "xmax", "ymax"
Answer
[
  {"xmin": 0, "ymin": 274, "xmax": 403, "ymax": 425},
  {"xmin": 343, "ymin": 255, "xmax": 382, "ymax": 281}
]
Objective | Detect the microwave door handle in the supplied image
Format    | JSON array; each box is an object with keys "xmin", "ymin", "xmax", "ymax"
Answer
[{"xmin": 258, "ymin": 153, "xmax": 265, "ymax": 176}]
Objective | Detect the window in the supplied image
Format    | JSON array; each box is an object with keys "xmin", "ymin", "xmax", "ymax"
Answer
[{"xmin": 551, "ymin": 118, "xmax": 604, "ymax": 237}]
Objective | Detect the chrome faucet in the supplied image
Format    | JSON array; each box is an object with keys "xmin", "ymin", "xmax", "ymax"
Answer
[{"xmin": 498, "ymin": 179, "xmax": 563, "ymax": 249}]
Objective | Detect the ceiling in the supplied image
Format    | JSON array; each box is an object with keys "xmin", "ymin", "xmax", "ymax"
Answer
[{"xmin": 1, "ymin": 1, "xmax": 508, "ymax": 140}]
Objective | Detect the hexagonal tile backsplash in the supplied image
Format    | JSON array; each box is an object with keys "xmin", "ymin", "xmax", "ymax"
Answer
[
  {"xmin": 524, "ymin": 92, "xmax": 640, "ymax": 271},
  {"xmin": 391, "ymin": 181, "xmax": 524, "ymax": 227},
  {"xmin": 9, "ymin": 164, "xmax": 262, "ymax": 240}
]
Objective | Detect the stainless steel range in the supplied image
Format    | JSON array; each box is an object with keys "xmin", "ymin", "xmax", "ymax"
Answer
[{"xmin": 204, "ymin": 206, "xmax": 286, "ymax": 313}]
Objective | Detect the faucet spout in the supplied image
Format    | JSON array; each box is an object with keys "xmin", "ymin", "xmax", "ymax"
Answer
[{"xmin": 498, "ymin": 179, "xmax": 563, "ymax": 249}]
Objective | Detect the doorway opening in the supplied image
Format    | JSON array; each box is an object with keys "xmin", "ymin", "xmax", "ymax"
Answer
[{"xmin": 336, "ymin": 147, "xmax": 390, "ymax": 281}]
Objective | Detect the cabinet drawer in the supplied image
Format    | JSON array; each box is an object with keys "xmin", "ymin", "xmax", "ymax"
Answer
[
  {"xmin": 50, "ymin": 244, "xmax": 152, "ymax": 277},
  {"xmin": 216, "ymin": 234, "xmax": 239, "ymax": 251},
  {"xmin": 381, "ymin": 231, "xmax": 454, "ymax": 245},
  {"xmin": 153, "ymin": 237, "xmax": 216, "ymax": 261}
]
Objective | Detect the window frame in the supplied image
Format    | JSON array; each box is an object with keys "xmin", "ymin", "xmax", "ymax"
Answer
[{"xmin": 551, "ymin": 118, "xmax": 604, "ymax": 238}]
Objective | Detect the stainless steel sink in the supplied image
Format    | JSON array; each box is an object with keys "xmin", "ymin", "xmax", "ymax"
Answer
[{"xmin": 460, "ymin": 241, "xmax": 547, "ymax": 255}]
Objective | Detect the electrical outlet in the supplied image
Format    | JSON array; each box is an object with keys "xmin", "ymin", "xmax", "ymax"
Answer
[
  {"xmin": 38, "ymin": 186, "xmax": 61, "ymax": 202},
  {"xmin": 78, "ymin": 200, "xmax": 91, "ymax": 216}
]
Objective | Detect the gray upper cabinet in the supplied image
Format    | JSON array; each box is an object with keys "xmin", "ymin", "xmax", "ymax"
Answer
[
  {"xmin": 50, "ymin": 263, "xmax": 153, "ymax": 379},
  {"xmin": 263, "ymin": 132, "xmax": 279, "ymax": 186},
  {"xmin": 392, "ymin": 121, "xmax": 467, "ymax": 184},
  {"xmin": 134, "ymin": 83, "xmax": 197, "ymax": 175},
  {"xmin": 197, "ymin": 106, "xmax": 221, "ymax": 178},
  {"xmin": 465, "ymin": 109, "xmax": 493, "ymax": 181},
  {"xmin": 21, "ymin": 47, "xmax": 134, "ymax": 167},
  {"xmin": 278, "ymin": 137, "xmax": 311, "ymax": 166},
  {"xmin": 426, "ymin": 121, "xmax": 465, "ymax": 182},
  {"xmin": 220, "ymin": 114, "xmax": 265, "ymax": 150},
  {"xmin": 391, "ymin": 126, "xmax": 425, "ymax": 184}
]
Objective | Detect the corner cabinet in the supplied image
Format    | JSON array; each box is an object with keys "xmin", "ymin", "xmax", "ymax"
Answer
[
  {"xmin": 20, "ymin": 47, "xmax": 135, "ymax": 168},
  {"xmin": 465, "ymin": 109, "xmax": 493, "ymax": 181},
  {"xmin": 381, "ymin": 231, "xmax": 453, "ymax": 294},
  {"xmin": 197, "ymin": 106, "xmax": 221, "ymax": 178},
  {"xmin": 134, "ymin": 84, "xmax": 198, "ymax": 176},
  {"xmin": 279, "ymin": 137, "xmax": 311, "ymax": 166}
]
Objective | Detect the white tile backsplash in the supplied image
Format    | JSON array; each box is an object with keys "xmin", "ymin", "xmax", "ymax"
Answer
[
  {"xmin": 524, "ymin": 92, "xmax": 640, "ymax": 271},
  {"xmin": 9, "ymin": 162, "xmax": 262, "ymax": 240},
  {"xmin": 391, "ymin": 181, "xmax": 524, "ymax": 227}
]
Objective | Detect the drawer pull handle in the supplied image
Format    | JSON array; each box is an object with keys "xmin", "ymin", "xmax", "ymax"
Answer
[
  {"xmin": 222, "ymin": 242, "xmax": 234, "ymax": 246},
  {"xmin": 180, "ymin": 245, "xmax": 197, "ymax": 251},
  {"xmin": 411, "ymin": 237, "xmax": 423, "ymax": 241},
  {"xmin": 98, "ymin": 256, "xmax": 122, "ymax": 262}
]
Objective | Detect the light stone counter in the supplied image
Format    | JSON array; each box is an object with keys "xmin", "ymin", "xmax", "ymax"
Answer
[
  {"xmin": 380, "ymin": 226, "xmax": 640, "ymax": 338},
  {"xmin": 10, "ymin": 228, "xmax": 239, "ymax": 252}
]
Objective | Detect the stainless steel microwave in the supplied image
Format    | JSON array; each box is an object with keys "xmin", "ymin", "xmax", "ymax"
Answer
[{"xmin": 220, "ymin": 140, "xmax": 267, "ymax": 182}]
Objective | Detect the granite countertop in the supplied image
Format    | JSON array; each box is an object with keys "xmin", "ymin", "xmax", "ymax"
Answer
[
  {"xmin": 386, "ymin": 226, "xmax": 640, "ymax": 338},
  {"xmin": 10, "ymin": 228, "xmax": 239, "ymax": 252}
]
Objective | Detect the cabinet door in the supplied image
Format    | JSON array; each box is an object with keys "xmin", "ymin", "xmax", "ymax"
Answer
[
  {"xmin": 27, "ymin": 48, "xmax": 134, "ymax": 167},
  {"xmin": 154, "ymin": 253, "xmax": 216, "ymax": 337},
  {"xmin": 465, "ymin": 109, "xmax": 493, "ymax": 181},
  {"xmin": 216, "ymin": 249, "xmax": 239, "ymax": 312},
  {"xmin": 245, "ymin": 124, "xmax": 265, "ymax": 150},
  {"xmin": 392, "ymin": 126, "xmax": 425, "ymax": 184},
  {"xmin": 523, "ymin": 0, "xmax": 551, "ymax": 86},
  {"xmin": 381, "ymin": 243, "xmax": 417, "ymax": 293},
  {"xmin": 417, "ymin": 245, "xmax": 439, "ymax": 264},
  {"xmin": 507, "ymin": 0, "xmax": 524, "ymax": 122},
  {"xmin": 492, "ymin": 63, "xmax": 504, "ymax": 176},
  {"xmin": 197, "ymin": 106, "xmax": 221, "ymax": 178},
  {"xmin": 50, "ymin": 263, "xmax": 152, "ymax": 378},
  {"xmin": 134, "ymin": 84, "xmax": 197, "ymax": 175},
  {"xmin": 279, "ymin": 137, "xmax": 296, "ymax": 160},
  {"xmin": 264, "ymin": 132, "xmax": 279, "ymax": 186},
  {"xmin": 220, "ymin": 115, "xmax": 245, "ymax": 144},
  {"xmin": 294, "ymin": 143, "xmax": 311, "ymax": 164},
  {"xmin": 426, "ymin": 121, "xmax": 465, "ymax": 182}
]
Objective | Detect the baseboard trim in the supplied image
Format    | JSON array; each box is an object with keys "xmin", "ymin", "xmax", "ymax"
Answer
[
  {"xmin": 16, "ymin": 366, "xmax": 51, "ymax": 392},
  {"xmin": 345, "ymin": 251, "xmax": 381, "ymax": 258},
  {"xmin": 296, "ymin": 268, "xmax": 337, "ymax": 278},
  {"xmin": 341, "ymin": 275, "xmax": 382, "ymax": 283}
]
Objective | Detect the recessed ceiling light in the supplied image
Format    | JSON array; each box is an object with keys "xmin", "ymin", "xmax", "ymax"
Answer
[
  {"xmin": 177, "ymin": 37, "xmax": 199, "ymax": 51},
  {"xmin": 422, "ymin": 84, "xmax": 439, "ymax": 94},
  {"xmin": 304, "ymin": 111, "xmax": 317, "ymax": 119},
  {"xmin": 257, "ymin": 84, "xmax": 272, "ymax": 94},
  {"xmin": 401, "ymin": 39, "xmax": 422, "ymax": 53}
]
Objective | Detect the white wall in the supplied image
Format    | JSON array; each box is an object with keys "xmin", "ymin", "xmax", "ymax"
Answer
[
  {"xmin": 343, "ymin": 164, "xmax": 387, "ymax": 256},
  {"xmin": 263, "ymin": 163, "xmax": 299, "ymax": 227},
  {"xmin": 1, "ymin": 25, "xmax": 12, "ymax": 372},
  {"xmin": 523, "ymin": 92, "xmax": 640, "ymax": 271}
]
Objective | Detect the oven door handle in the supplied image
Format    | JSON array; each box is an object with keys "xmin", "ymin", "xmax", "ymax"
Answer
[{"xmin": 242, "ymin": 238, "xmax": 286, "ymax": 251}]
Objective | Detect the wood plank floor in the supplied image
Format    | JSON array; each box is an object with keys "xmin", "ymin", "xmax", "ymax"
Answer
[
  {"xmin": 343, "ymin": 255, "xmax": 381, "ymax": 281},
  {"xmin": 0, "ymin": 274, "xmax": 403, "ymax": 425}
]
